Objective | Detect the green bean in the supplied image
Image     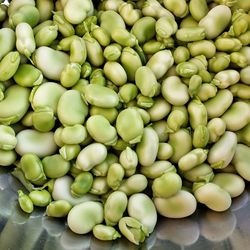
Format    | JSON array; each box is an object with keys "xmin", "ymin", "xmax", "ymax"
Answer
[
  {"xmin": 189, "ymin": 0, "xmax": 208, "ymax": 21},
  {"xmin": 204, "ymin": 89, "xmax": 233, "ymax": 119},
  {"xmin": 116, "ymin": 108, "xmax": 144, "ymax": 144},
  {"xmin": 212, "ymin": 173, "xmax": 245, "ymax": 198},
  {"xmin": 207, "ymin": 118, "xmax": 226, "ymax": 143},
  {"xmin": 162, "ymin": 76, "xmax": 189, "ymax": 106},
  {"xmin": 142, "ymin": 0, "xmax": 174, "ymax": 20},
  {"xmin": 128, "ymin": 193, "xmax": 157, "ymax": 233},
  {"xmin": 154, "ymin": 190, "xmax": 197, "ymax": 218},
  {"xmin": 0, "ymin": 28, "xmax": 16, "ymax": 61},
  {"xmin": 75, "ymin": 15, "xmax": 97, "ymax": 36},
  {"xmin": 120, "ymin": 47, "xmax": 142, "ymax": 82},
  {"xmin": 142, "ymin": 40, "xmax": 166, "ymax": 55},
  {"xmin": 178, "ymin": 148, "xmax": 208, "ymax": 172},
  {"xmin": 70, "ymin": 172, "xmax": 93, "ymax": 197},
  {"xmin": 89, "ymin": 68, "xmax": 106, "ymax": 86},
  {"xmin": 100, "ymin": 10, "xmax": 126, "ymax": 36},
  {"xmin": 8, "ymin": 0, "xmax": 35, "ymax": 17},
  {"xmin": 188, "ymin": 74, "xmax": 202, "ymax": 98},
  {"xmin": 53, "ymin": 11, "xmax": 75, "ymax": 37},
  {"xmin": 90, "ymin": 176, "xmax": 108, "ymax": 195},
  {"xmin": 119, "ymin": 147, "xmax": 138, "ymax": 171},
  {"xmin": 93, "ymin": 225, "xmax": 121, "ymax": 241},
  {"xmin": 118, "ymin": 2, "xmax": 141, "ymax": 26},
  {"xmin": 188, "ymin": 40, "xmax": 216, "ymax": 59},
  {"xmin": 52, "ymin": 176, "xmax": 98, "ymax": 205},
  {"xmin": 0, "ymin": 85, "xmax": 30, "ymax": 125},
  {"xmin": 131, "ymin": 16, "xmax": 156, "ymax": 44},
  {"xmin": 136, "ymin": 94, "xmax": 155, "ymax": 108},
  {"xmin": 86, "ymin": 115, "xmax": 117, "ymax": 146},
  {"xmin": 173, "ymin": 46, "xmax": 190, "ymax": 64},
  {"xmin": 136, "ymin": 127, "xmax": 159, "ymax": 167},
  {"xmin": 107, "ymin": 163, "xmax": 125, "ymax": 190},
  {"xmin": 104, "ymin": 191, "xmax": 127, "ymax": 226},
  {"xmin": 221, "ymin": 101, "xmax": 250, "ymax": 131},
  {"xmin": 60, "ymin": 63, "xmax": 81, "ymax": 88},
  {"xmin": 0, "ymin": 4, "xmax": 7, "ymax": 22},
  {"xmin": 135, "ymin": 66, "xmax": 158, "ymax": 97},
  {"xmin": 193, "ymin": 125, "xmax": 209, "ymax": 148},
  {"xmin": 208, "ymin": 131, "xmax": 237, "ymax": 169},
  {"xmin": 13, "ymin": 64, "xmax": 43, "ymax": 87},
  {"xmin": 118, "ymin": 174, "xmax": 148, "ymax": 195},
  {"xmin": 212, "ymin": 70, "xmax": 240, "ymax": 89},
  {"xmin": 182, "ymin": 163, "xmax": 214, "ymax": 183},
  {"xmin": 63, "ymin": 0, "xmax": 94, "ymax": 25},
  {"xmin": 163, "ymin": 0, "xmax": 188, "ymax": 18},
  {"xmin": 42, "ymin": 154, "xmax": 71, "ymax": 178},
  {"xmin": 176, "ymin": 27, "xmax": 206, "ymax": 42},
  {"xmin": 84, "ymin": 84, "xmax": 119, "ymax": 108},
  {"xmin": 111, "ymin": 27, "xmax": 137, "ymax": 47},
  {"xmin": 152, "ymin": 172, "xmax": 182, "ymax": 198},
  {"xmin": 215, "ymin": 37, "xmax": 242, "ymax": 52},
  {"xmin": 188, "ymin": 99, "xmax": 207, "ymax": 129},
  {"xmin": 0, "ymin": 51, "xmax": 20, "ymax": 81},
  {"xmin": 76, "ymin": 143, "xmax": 107, "ymax": 171},
  {"xmin": 208, "ymin": 52, "xmax": 230, "ymax": 73},
  {"xmin": 32, "ymin": 46, "xmax": 70, "ymax": 81},
  {"xmin": 168, "ymin": 128, "xmax": 192, "ymax": 164},
  {"xmin": 103, "ymin": 43, "xmax": 122, "ymax": 61},
  {"xmin": 67, "ymin": 201, "xmax": 103, "ymax": 234},
  {"xmin": 15, "ymin": 129, "xmax": 57, "ymax": 157},
  {"xmin": 36, "ymin": 0, "xmax": 54, "ymax": 22},
  {"xmin": 230, "ymin": 52, "xmax": 248, "ymax": 68},
  {"xmin": 232, "ymin": 144, "xmax": 250, "ymax": 181},
  {"xmin": 59, "ymin": 144, "xmax": 81, "ymax": 161},
  {"xmin": 33, "ymin": 20, "xmax": 53, "ymax": 35},
  {"xmin": 197, "ymin": 83, "xmax": 217, "ymax": 102},
  {"xmin": 18, "ymin": 190, "xmax": 34, "ymax": 213},
  {"xmin": 91, "ymin": 24, "xmax": 111, "ymax": 47},
  {"xmin": 29, "ymin": 190, "xmax": 51, "ymax": 207},
  {"xmin": 118, "ymin": 83, "xmax": 138, "ymax": 104},
  {"xmin": 147, "ymin": 97, "xmax": 171, "ymax": 122},
  {"xmin": 104, "ymin": 61, "xmax": 127, "ymax": 86},
  {"xmin": 236, "ymin": 124, "xmax": 250, "ymax": 146},
  {"xmin": 0, "ymin": 125, "xmax": 17, "ymax": 150},
  {"xmin": 155, "ymin": 15, "xmax": 177, "ymax": 40},
  {"xmin": 46, "ymin": 200, "xmax": 72, "ymax": 218},
  {"xmin": 90, "ymin": 106, "xmax": 118, "ymax": 124},
  {"xmin": 166, "ymin": 110, "xmax": 187, "ymax": 133},
  {"xmin": 193, "ymin": 182, "xmax": 231, "ymax": 212},
  {"xmin": 157, "ymin": 143, "xmax": 174, "ymax": 161},
  {"xmin": 118, "ymin": 217, "xmax": 148, "ymax": 245},
  {"xmin": 146, "ymin": 50, "xmax": 174, "ymax": 79},
  {"xmin": 92, "ymin": 153, "xmax": 118, "ymax": 177},
  {"xmin": 9, "ymin": 5, "xmax": 40, "ymax": 28},
  {"xmin": 140, "ymin": 160, "xmax": 176, "ymax": 179},
  {"xmin": 20, "ymin": 153, "xmax": 46, "ymax": 185},
  {"xmin": 199, "ymin": 5, "xmax": 232, "ymax": 39},
  {"xmin": 240, "ymin": 66, "xmax": 250, "ymax": 84},
  {"xmin": 180, "ymin": 15, "xmax": 199, "ymax": 29},
  {"xmin": 0, "ymin": 149, "xmax": 17, "ymax": 166}
]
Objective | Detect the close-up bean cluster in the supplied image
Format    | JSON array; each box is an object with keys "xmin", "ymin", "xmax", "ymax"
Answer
[{"xmin": 0, "ymin": 0, "xmax": 250, "ymax": 245}]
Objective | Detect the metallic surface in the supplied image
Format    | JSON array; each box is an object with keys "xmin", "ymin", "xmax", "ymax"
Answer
[{"xmin": 0, "ymin": 167, "xmax": 250, "ymax": 250}]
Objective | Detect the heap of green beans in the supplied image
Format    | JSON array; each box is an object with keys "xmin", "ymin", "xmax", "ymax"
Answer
[{"xmin": 0, "ymin": 0, "xmax": 250, "ymax": 245}]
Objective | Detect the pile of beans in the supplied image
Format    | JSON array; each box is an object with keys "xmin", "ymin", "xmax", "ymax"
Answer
[{"xmin": 0, "ymin": 0, "xmax": 250, "ymax": 245}]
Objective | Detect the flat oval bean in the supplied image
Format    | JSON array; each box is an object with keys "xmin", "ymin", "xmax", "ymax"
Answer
[
  {"xmin": 84, "ymin": 84, "xmax": 119, "ymax": 108},
  {"xmin": 194, "ymin": 182, "xmax": 231, "ymax": 212},
  {"xmin": 136, "ymin": 127, "xmax": 159, "ymax": 167},
  {"xmin": 46, "ymin": 200, "xmax": 72, "ymax": 218},
  {"xmin": 199, "ymin": 5, "xmax": 231, "ymax": 39},
  {"xmin": 162, "ymin": 76, "xmax": 189, "ymax": 106},
  {"xmin": 204, "ymin": 89, "xmax": 233, "ymax": 119},
  {"xmin": 67, "ymin": 201, "xmax": 103, "ymax": 234},
  {"xmin": 221, "ymin": 101, "xmax": 250, "ymax": 131},
  {"xmin": 232, "ymin": 144, "xmax": 250, "ymax": 181},
  {"xmin": 0, "ymin": 28, "xmax": 16, "ymax": 61},
  {"xmin": 32, "ymin": 46, "xmax": 70, "ymax": 81},
  {"xmin": 212, "ymin": 173, "xmax": 245, "ymax": 198},
  {"xmin": 15, "ymin": 129, "xmax": 57, "ymax": 157},
  {"xmin": 208, "ymin": 131, "xmax": 237, "ymax": 169},
  {"xmin": 76, "ymin": 143, "xmax": 107, "ymax": 171},
  {"xmin": 154, "ymin": 190, "xmax": 197, "ymax": 218},
  {"xmin": 140, "ymin": 161, "xmax": 176, "ymax": 179},
  {"xmin": 116, "ymin": 108, "xmax": 144, "ymax": 144},
  {"xmin": 57, "ymin": 90, "xmax": 88, "ymax": 126},
  {"xmin": 128, "ymin": 193, "xmax": 157, "ymax": 234},
  {"xmin": 0, "ymin": 85, "xmax": 30, "ymax": 125}
]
